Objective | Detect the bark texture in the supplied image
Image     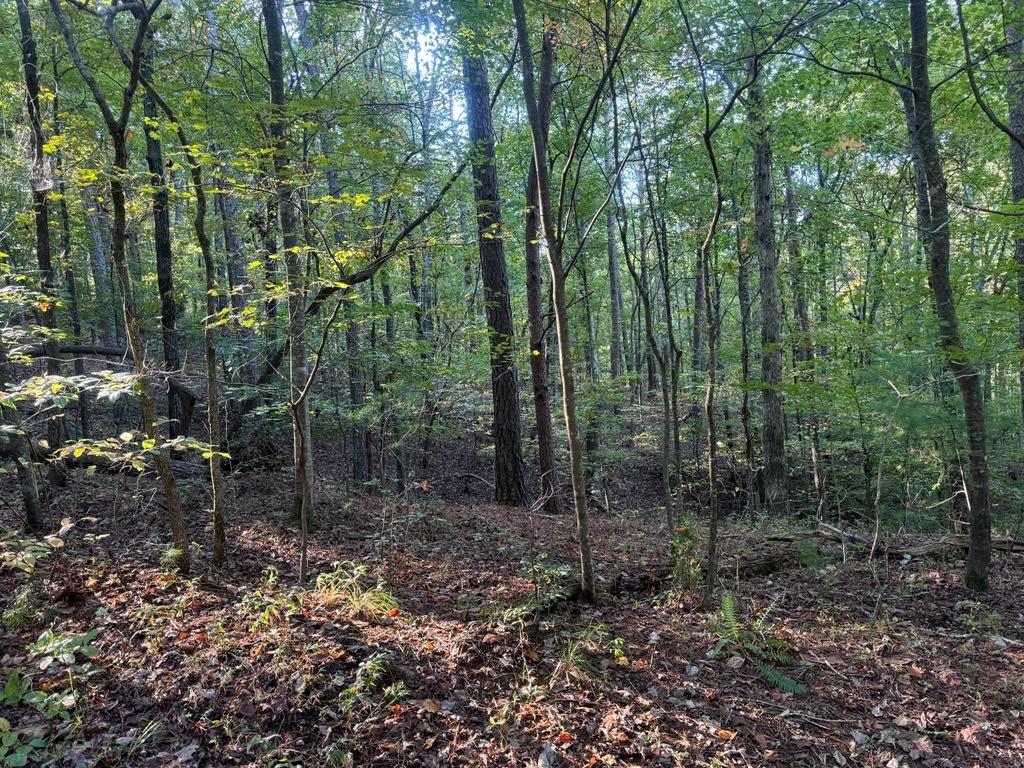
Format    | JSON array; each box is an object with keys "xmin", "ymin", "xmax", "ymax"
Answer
[
  {"xmin": 463, "ymin": 50, "xmax": 526, "ymax": 505},
  {"xmin": 908, "ymin": 0, "xmax": 991, "ymax": 591}
]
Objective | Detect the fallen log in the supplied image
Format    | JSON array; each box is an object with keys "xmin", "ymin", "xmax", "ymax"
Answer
[
  {"xmin": 24, "ymin": 435, "xmax": 207, "ymax": 477},
  {"xmin": 19, "ymin": 344, "xmax": 198, "ymax": 435},
  {"xmin": 887, "ymin": 534, "xmax": 1024, "ymax": 557},
  {"xmin": 612, "ymin": 529, "xmax": 1024, "ymax": 595}
]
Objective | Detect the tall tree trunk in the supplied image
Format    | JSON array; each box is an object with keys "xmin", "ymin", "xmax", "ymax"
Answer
[
  {"xmin": 345, "ymin": 305, "xmax": 369, "ymax": 485},
  {"xmin": 17, "ymin": 0, "xmax": 62, "ymax": 462},
  {"xmin": 784, "ymin": 166, "xmax": 825, "ymax": 515},
  {"xmin": 523, "ymin": 23, "xmax": 561, "ymax": 514},
  {"xmin": 625, "ymin": 248, "xmax": 676, "ymax": 529},
  {"xmin": 138, "ymin": 71, "xmax": 230, "ymax": 567},
  {"xmin": 80, "ymin": 186, "xmax": 117, "ymax": 346},
  {"xmin": 461, "ymin": 49, "xmax": 527, "ymax": 506},
  {"xmin": 263, "ymin": 0, "xmax": 313, "ymax": 577},
  {"xmin": 733, "ymin": 198, "xmax": 755, "ymax": 480},
  {"xmin": 1007, "ymin": 0, "xmax": 1024, "ymax": 439},
  {"xmin": 217, "ymin": 180, "xmax": 258, "ymax": 384},
  {"xmin": 908, "ymin": 0, "xmax": 991, "ymax": 591},
  {"xmin": 749, "ymin": 77, "xmax": 789, "ymax": 515},
  {"xmin": 142, "ymin": 57, "xmax": 183, "ymax": 436},
  {"xmin": 51, "ymin": 55, "xmax": 89, "ymax": 438},
  {"xmin": 50, "ymin": 0, "xmax": 189, "ymax": 572},
  {"xmin": 513, "ymin": 0, "xmax": 597, "ymax": 599},
  {"xmin": 608, "ymin": 208, "xmax": 625, "ymax": 379}
]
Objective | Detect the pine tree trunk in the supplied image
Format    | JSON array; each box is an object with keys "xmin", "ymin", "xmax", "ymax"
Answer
[{"xmin": 462, "ymin": 50, "xmax": 528, "ymax": 506}]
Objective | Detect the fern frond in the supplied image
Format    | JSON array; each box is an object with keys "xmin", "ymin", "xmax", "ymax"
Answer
[
  {"xmin": 720, "ymin": 593, "xmax": 740, "ymax": 641},
  {"xmin": 753, "ymin": 661, "xmax": 808, "ymax": 694}
]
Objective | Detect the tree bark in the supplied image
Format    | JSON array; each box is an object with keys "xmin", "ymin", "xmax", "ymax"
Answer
[
  {"xmin": 523, "ymin": 23, "xmax": 561, "ymax": 514},
  {"xmin": 749, "ymin": 77, "xmax": 789, "ymax": 515},
  {"xmin": 263, "ymin": 0, "xmax": 313, "ymax": 555},
  {"xmin": 461, "ymin": 49, "xmax": 527, "ymax": 505},
  {"xmin": 784, "ymin": 166, "xmax": 825, "ymax": 515},
  {"xmin": 607, "ymin": 208, "xmax": 625, "ymax": 379},
  {"xmin": 0, "ymin": 433, "xmax": 46, "ymax": 534},
  {"xmin": 733, "ymin": 198, "xmax": 755, "ymax": 481},
  {"xmin": 142, "ymin": 50, "xmax": 183, "ymax": 436},
  {"xmin": 17, "ymin": 0, "xmax": 63, "ymax": 461},
  {"xmin": 513, "ymin": 0, "xmax": 600, "ymax": 599},
  {"xmin": 1007, "ymin": 0, "xmax": 1024, "ymax": 439},
  {"xmin": 908, "ymin": 0, "xmax": 991, "ymax": 591}
]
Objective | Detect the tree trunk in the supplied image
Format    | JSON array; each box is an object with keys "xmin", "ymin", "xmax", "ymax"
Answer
[
  {"xmin": 608, "ymin": 208, "xmax": 624, "ymax": 379},
  {"xmin": 523, "ymin": 24, "xmax": 561, "ymax": 514},
  {"xmin": 908, "ymin": 0, "xmax": 991, "ymax": 591},
  {"xmin": 51, "ymin": 0, "xmax": 189, "ymax": 573},
  {"xmin": 513, "ymin": 0, "xmax": 596, "ymax": 599},
  {"xmin": 1007, "ymin": 0, "xmax": 1024, "ymax": 439},
  {"xmin": 0, "ymin": 433, "xmax": 46, "ymax": 534},
  {"xmin": 142, "ymin": 61, "xmax": 183, "ymax": 436},
  {"xmin": 263, "ymin": 0, "xmax": 313, "ymax": 563},
  {"xmin": 733, "ymin": 198, "xmax": 755, "ymax": 480},
  {"xmin": 81, "ymin": 186, "xmax": 117, "ymax": 346},
  {"xmin": 749, "ymin": 77, "xmax": 789, "ymax": 515},
  {"xmin": 51, "ymin": 64, "xmax": 90, "ymax": 439},
  {"xmin": 784, "ymin": 166, "xmax": 825, "ymax": 514},
  {"xmin": 345, "ymin": 306, "xmax": 369, "ymax": 485},
  {"xmin": 462, "ymin": 49, "xmax": 528, "ymax": 506},
  {"xmin": 17, "ymin": 0, "xmax": 63, "ymax": 462}
]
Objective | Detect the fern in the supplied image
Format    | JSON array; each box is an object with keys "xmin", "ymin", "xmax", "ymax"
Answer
[
  {"xmin": 711, "ymin": 593, "xmax": 810, "ymax": 695},
  {"xmin": 719, "ymin": 593, "xmax": 740, "ymax": 641},
  {"xmin": 753, "ymin": 661, "xmax": 808, "ymax": 694}
]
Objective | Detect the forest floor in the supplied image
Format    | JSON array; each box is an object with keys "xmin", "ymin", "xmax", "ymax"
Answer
[{"xmin": 2, "ymin": 446, "xmax": 1023, "ymax": 768}]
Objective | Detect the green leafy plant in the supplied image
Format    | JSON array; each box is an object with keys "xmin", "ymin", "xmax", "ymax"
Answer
[
  {"xmin": 710, "ymin": 594, "xmax": 808, "ymax": 694},
  {"xmin": 312, "ymin": 562, "xmax": 397, "ymax": 619},
  {"xmin": 0, "ymin": 628, "xmax": 103, "ymax": 765}
]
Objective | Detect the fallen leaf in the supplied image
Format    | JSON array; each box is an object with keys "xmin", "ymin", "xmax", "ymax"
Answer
[{"xmin": 556, "ymin": 730, "xmax": 573, "ymax": 744}]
